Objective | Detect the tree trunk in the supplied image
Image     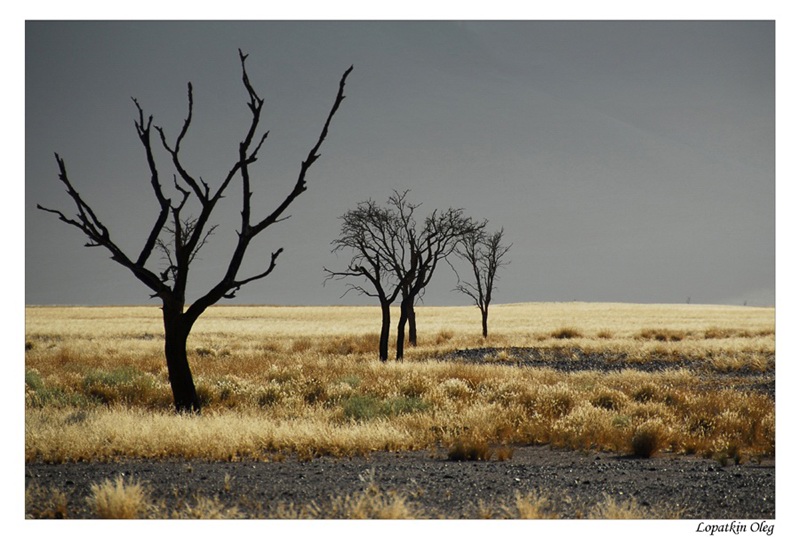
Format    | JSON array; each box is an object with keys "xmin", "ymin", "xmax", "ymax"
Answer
[
  {"xmin": 408, "ymin": 303, "xmax": 417, "ymax": 346},
  {"xmin": 163, "ymin": 305, "xmax": 201, "ymax": 413},
  {"xmin": 379, "ymin": 300, "xmax": 391, "ymax": 362},
  {"xmin": 396, "ymin": 300, "xmax": 409, "ymax": 361},
  {"xmin": 481, "ymin": 307, "xmax": 489, "ymax": 339}
]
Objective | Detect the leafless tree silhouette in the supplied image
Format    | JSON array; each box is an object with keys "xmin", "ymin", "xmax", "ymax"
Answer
[
  {"xmin": 326, "ymin": 191, "xmax": 482, "ymax": 360},
  {"xmin": 324, "ymin": 200, "xmax": 404, "ymax": 361},
  {"xmin": 452, "ymin": 228, "xmax": 511, "ymax": 338},
  {"xmin": 38, "ymin": 50, "xmax": 352, "ymax": 412}
]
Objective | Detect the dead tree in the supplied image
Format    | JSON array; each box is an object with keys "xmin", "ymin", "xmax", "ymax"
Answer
[
  {"xmin": 326, "ymin": 191, "xmax": 481, "ymax": 361},
  {"xmin": 387, "ymin": 191, "xmax": 484, "ymax": 360},
  {"xmin": 324, "ymin": 200, "xmax": 404, "ymax": 362},
  {"xmin": 38, "ymin": 50, "xmax": 352, "ymax": 413},
  {"xmin": 452, "ymin": 228, "xmax": 511, "ymax": 338}
]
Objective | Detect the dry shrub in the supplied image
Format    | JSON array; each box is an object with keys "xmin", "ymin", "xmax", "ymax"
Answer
[
  {"xmin": 551, "ymin": 403, "xmax": 620, "ymax": 451},
  {"xmin": 171, "ymin": 496, "xmax": 243, "ymax": 519},
  {"xmin": 437, "ymin": 378, "xmax": 473, "ymax": 401},
  {"xmin": 398, "ymin": 371, "xmax": 432, "ymax": 399},
  {"xmin": 330, "ymin": 486, "xmax": 420, "ymax": 519},
  {"xmin": 255, "ymin": 381, "xmax": 285, "ymax": 407},
  {"xmin": 510, "ymin": 491, "xmax": 557, "ymax": 519},
  {"xmin": 551, "ymin": 327, "xmax": 582, "ymax": 339},
  {"xmin": 302, "ymin": 378, "xmax": 328, "ymax": 405},
  {"xmin": 195, "ymin": 375, "xmax": 252, "ymax": 409},
  {"xmin": 590, "ymin": 387, "xmax": 627, "ymax": 411},
  {"xmin": 631, "ymin": 383, "xmax": 659, "ymax": 403},
  {"xmin": 589, "ymin": 493, "xmax": 650, "ymax": 519},
  {"xmin": 536, "ymin": 383, "xmax": 575, "ymax": 419},
  {"xmin": 631, "ymin": 419, "xmax": 666, "ymax": 458},
  {"xmin": 87, "ymin": 475, "xmax": 149, "ymax": 519},
  {"xmin": 447, "ymin": 437, "xmax": 492, "ymax": 461}
]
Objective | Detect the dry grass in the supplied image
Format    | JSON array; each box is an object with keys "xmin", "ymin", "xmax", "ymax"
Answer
[
  {"xmin": 25, "ymin": 303, "xmax": 774, "ymax": 463},
  {"xmin": 27, "ymin": 475, "xmax": 686, "ymax": 519},
  {"xmin": 87, "ymin": 475, "xmax": 149, "ymax": 519}
]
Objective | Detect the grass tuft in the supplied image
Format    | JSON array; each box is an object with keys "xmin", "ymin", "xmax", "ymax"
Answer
[
  {"xmin": 631, "ymin": 420, "xmax": 666, "ymax": 458},
  {"xmin": 87, "ymin": 475, "xmax": 149, "ymax": 519},
  {"xmin": 550, "ymin": 327, "xmax": 582, "ymax": 339},
  {"xmin": 447, "ymin": 438, "xmax": 493, "ymax": 461}
]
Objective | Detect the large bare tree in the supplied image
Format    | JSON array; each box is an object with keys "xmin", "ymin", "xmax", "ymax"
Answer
[
  {"xmin": 452, "ymin": 228, "xmax": 511, "ymax": 338},
  {"xmin": 38, "ymin": 50, "xmax": 352, "ymax": 412}
]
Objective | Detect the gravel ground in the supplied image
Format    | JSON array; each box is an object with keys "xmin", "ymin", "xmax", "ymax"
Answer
[
  {"xmin": 25, "ymin": 346, "xmax": 775, "ymax": 519},
  {"xmin": 25, "ymin": 447, "xmax": 774, "ymax": 519}
]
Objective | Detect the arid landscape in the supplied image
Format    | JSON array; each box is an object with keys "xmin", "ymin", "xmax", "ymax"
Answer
[{"xmin": 24, "ymin": 302, "xmax": 774, "ymax": 519}]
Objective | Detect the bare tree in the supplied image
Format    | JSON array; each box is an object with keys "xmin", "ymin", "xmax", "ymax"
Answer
[
  {"xmin": 452, "ymin": 228, "xmax": 511, "ymax": 338},
  {"xmin": 324, "ymin": 200, "xmax": 404, "ymax": 362},
  {"xmin": 327, "ymin": 191, "xmax": 482, "ymax": 361},
  {"xmin": 38, "ymin": 50, "xmax": 352, "ymax": 413},
  {"xmin": 387, "ymin": 192, "xmax": 484, "ymax": 360}
]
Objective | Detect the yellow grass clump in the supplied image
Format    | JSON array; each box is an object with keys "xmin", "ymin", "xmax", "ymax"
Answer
[{"xmin": 87, "ymin": 475, "xmax": 149, "ymax": 519}]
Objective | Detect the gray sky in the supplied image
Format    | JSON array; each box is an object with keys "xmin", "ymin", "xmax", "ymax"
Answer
[{"xmin": 25, "ymin": 20, "xmax": 775, "ymax": 307}]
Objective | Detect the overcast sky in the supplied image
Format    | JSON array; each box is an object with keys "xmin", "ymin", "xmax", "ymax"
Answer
[{"xmin": 25, "ymin": 20, "xmax": 775, "ymax": 307}]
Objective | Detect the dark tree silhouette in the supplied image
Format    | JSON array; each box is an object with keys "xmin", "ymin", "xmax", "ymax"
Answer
[
  {"xmin": 326, "ymin": 191, "xmax": 482, "ymax": 361},
  {"xmin": 324, "ymin": 200, "xmax": 404, "ymax": 362},
  {"xmin": 452, "ymin": 228, "xmax": 511, "ymax": 338},
  {"xmin": 38, "ymin": 50, "xmax": 352, "ymax": 413},
  {"xmin": 386, "ymin": 192, "xmax": 483, "ymax": 360}
]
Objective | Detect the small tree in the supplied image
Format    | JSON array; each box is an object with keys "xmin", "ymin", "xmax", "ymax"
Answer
[
  {"xmin": 38, "ymin": 50, "xmax": 352, "ymax": 412},
  {"xmin": 387, "ymin": 192, "xmax": 483, "ymax": 359},
  {"xmin": 324, "ymin": 200, "xmax": 404, "ymax": 362},
  {"xmin": 452, "ymin": 228, "xmax": 511, "ymax": 338}
]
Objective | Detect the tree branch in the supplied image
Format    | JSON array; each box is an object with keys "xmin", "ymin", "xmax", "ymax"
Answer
[{"xmin": 250, "ymin": 64, "xmax": 353, "ymax": 236}]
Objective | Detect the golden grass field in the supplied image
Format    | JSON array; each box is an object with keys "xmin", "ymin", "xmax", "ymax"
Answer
[{"xmin": 25, "ymin": 302, "xmax": 775, "ymax": 464}]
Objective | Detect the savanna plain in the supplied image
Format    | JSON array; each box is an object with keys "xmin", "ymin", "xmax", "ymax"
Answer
[{"xmin": 24, "ymin": 302, "xmax": 775, "ymax": 519}]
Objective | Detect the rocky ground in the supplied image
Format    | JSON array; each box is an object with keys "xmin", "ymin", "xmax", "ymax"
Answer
[
  {"xmin": 25, "ymin": 445, "xmax": 774, "ymax": 519},
  {"xmin": 25, "ymin": 346, "xmax": 775, "ymax": 519}
]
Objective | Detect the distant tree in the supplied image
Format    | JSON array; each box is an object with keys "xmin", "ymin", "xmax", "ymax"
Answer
[
  {"xmin": 386, "ymin": 191, "xmax": 483, "ymax": 360},
  {"xmin": 324, "ymin": 200, "xmax": 404, "ymax": 362},
  {"xmin": 38, "ymin": 50, "xmax": 352, "ymax": 413},
  {"xmin": 452, "ymin": 228, "xmax": 511, "ymax": 338},
  {"xmin": 327, "ymin": 190, "xmax": 482, "ymax": 361}
]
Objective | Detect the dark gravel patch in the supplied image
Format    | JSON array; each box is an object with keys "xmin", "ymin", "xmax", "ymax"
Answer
[
  {"xmin": 25, "ymin": 446, "xmax": 774, "ymax": 519},
  {"xmin": 440, "ymin": 347, "xmax": 775, "ymax": 398}
]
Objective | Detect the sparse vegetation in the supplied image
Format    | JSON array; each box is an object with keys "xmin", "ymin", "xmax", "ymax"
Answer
[
  {"xmin": 26, "ymin": 475, "xmax": 688, "ymax": 519},
  {"xmin": 25, "ymin": 303, "xmax": 774, "ymax": 467}
]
